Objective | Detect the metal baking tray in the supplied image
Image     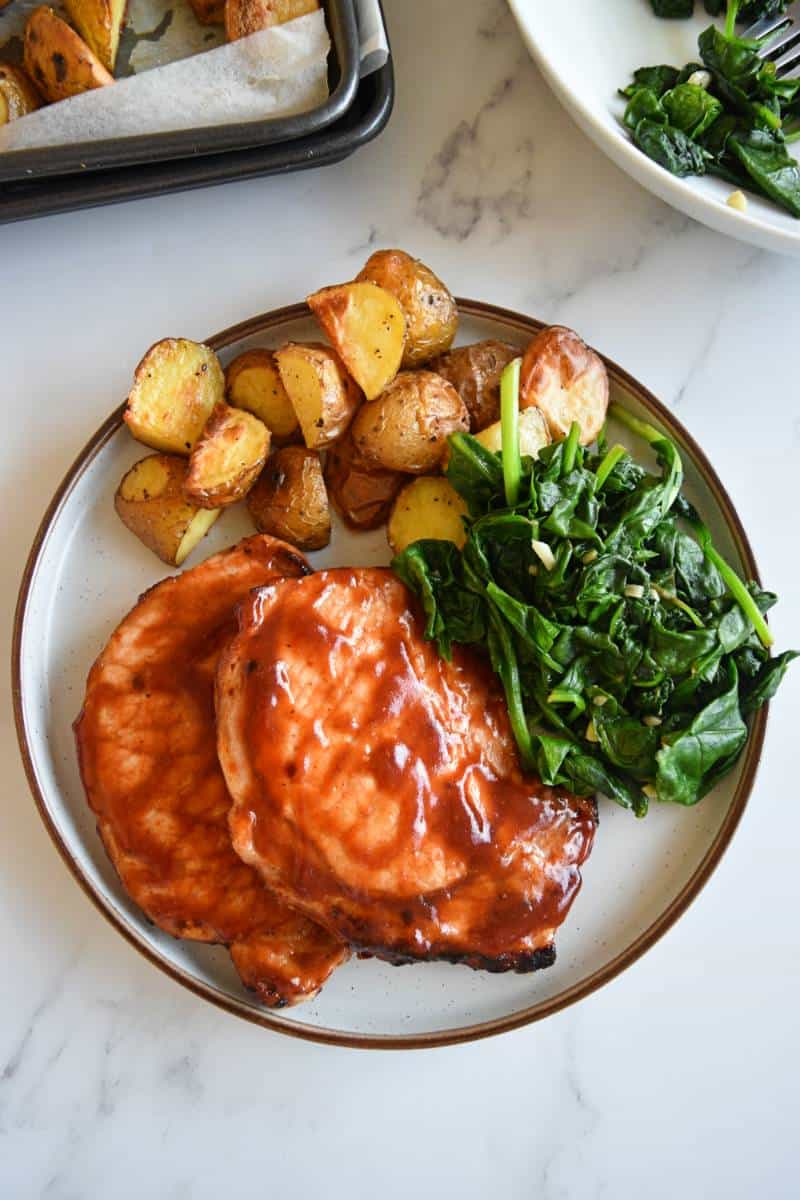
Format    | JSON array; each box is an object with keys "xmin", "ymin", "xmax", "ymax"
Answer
[
  {"xmin": 0, "ymin": 0, "xmax": 361, "ymax": 184},
  {"xmin": 0, "ymin": 53, "xmax": 392, "ymax": 224}
]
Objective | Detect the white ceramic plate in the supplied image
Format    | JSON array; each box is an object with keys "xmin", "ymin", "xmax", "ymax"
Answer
[
  {"xmin": 12, "ymin": 302, "xmax": 767, "ymax": 1048},
  {"xmin": 509, "ymin": 0, "xmax": 800, "ymax": 256}
]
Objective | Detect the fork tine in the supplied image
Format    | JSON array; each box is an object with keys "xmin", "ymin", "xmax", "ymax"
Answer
[
  {"xmin": 760, "ymin": 25, "xmax": 800, "ymax": 61},
  {"xmin": 745, "ymin": 12, "xmax": 793, "ymax": 43},
  {"xmin": 775, "ymin": 44, "xmax": 800, "ymax": 77}
]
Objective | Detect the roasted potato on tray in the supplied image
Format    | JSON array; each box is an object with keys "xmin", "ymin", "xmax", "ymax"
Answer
[
  {"xmin": 247, "ymin": 446, "xmax": 330, "ymax": 551},
  {"xmin": 124, "ymin": 338, "xmax": 225, "ymax": 456},
  {"xmin": 520, "ymin": 326, "xmax": 609, "ymax": 446},
  {"xmin": 306, "ymin": 281, "xmax": 405, "ymax": 402},
  {"xmin": 64, "ymin": 0, "xmax": 127, "ymax": 73},
  {"xmin": 356, "ymin": 250, "xmax": 458, "ymax": 369},
  {"xmin": 351, "ymin": 370, "xmax": 469, "ymax": 474},
  {"xmin": 431, "ymin": 340, "xmax": 520, "ymax": 433},
  {"xmin": 475, "ymin": 406, "xmax": 550, "ymax": 459},
  {"xmin": 274, "ymin": 342, "xmax": 360, "ymax": 449},
  {"xmin": 115, "ymin": 455, "xmax": 221, "ymax": 566},
  {"xmin": 324, "ymin": 432, "xmax": 406, "ymax": 531},
  {"xmin": 225, "ymin": 348, "xmax": 300, "ymax": 444},
  {"xmin": 184, "ymin": 403, "xmax": 270, "ymax": 509},
  {"xmin": 387, "ymin": 477, "xmax": 468, "ymax": 556},
  {"xmin": 225, "ymin": 0, "xmax": 318, "ymax": 41},
  {"xmin": 190, "ymin": 0, "xmax": 225, "ymax": 24},
  {"xmin": 24, "ymin": 6, "xmax": 113, "ymax": 104},
  {"xmin": 0, "ymin": 65, "xmax": 41, "ymax": 125}
]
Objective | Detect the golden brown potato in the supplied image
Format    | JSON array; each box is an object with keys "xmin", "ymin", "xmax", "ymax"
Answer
[
  {"xmin": 225, "ymin": 348, "xmax": 300, "ymax": 443},
  {"xmin": 351, "ymin": 370, "xmax": 469, "ymax": 474},
  {"xmin": 306, "ymin": 281, "xmax": 405, "ymax": 402},
  {"xmin": 24, "ymin": 7, "xmax": 113, "ymax": 104},
  {"xmin": 63, "ymin": 0, "xmax": 127, "ymax": 72},
  {"xmin": 184, "ymin": 403, "xmax": 270, "ymax": 509},
  {"xmin": 274, "ymin": 342, "xmax": 361, "ymax": 450},
  {"xmin": 387, "ymin": 477, "xmax": 468, "ymax": 556},
  {"xmin": 0, "ymin": 65, "xmax": 41, "ymax": 124},
  {"xmin": 474, "ymin": 406, "xmax": 551, "ymax": 459},
  {"xmin": 520, "ymin": 326, "xmax": 609, "ymax": 446},
  {"xmin": 114, "ymin": 454, "xmax": 221, "ymax": 566},
  {"xmin": 430, "ymin": 340, "xmax": 520, "ymax": 433},
  {"xmin": 356, "ymin": 250, "xmax": 458, "ymax": 369},
  {"xmin": 225, "ymin": 0, "xmax": 317, "ymax": 41},
  {"xmin": 124, "ymin": 338, "xmax": 225, "ymax": 456},
  {"xmin": 246, "ymin": 446, "xmax": 330, "ymax": 551},
  {"xmin": 189, "ymin": 0, "xmax": 225, "ymax": 23},
  {"xmin": 324, "ymin": 432, "xmax": 406, "ymax": 531}
]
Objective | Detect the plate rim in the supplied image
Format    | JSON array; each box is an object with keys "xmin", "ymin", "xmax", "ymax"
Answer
[
  {"xmin": 11, "ymin": 298, "xmax": 768, "ymax": 1050},
  {"xmin": 507, "ymin": 0, "xmax": 800, "ymax": 256}
]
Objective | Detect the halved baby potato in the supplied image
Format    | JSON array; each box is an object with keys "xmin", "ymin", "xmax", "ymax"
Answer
[
  {"xmin": 24, "ymin": 6, "xmax": 113, "ymax": 104},
  {"xmin": 114, "ymin": 454, "xmax": 221, "ymax": 566},
  {"xmin": 306, "ymin": 281, "xmax": 405, "ymax": 401},
  {"xmin": 0, "ymin": 65, "xmax": 41, "ymax": 124},
  {"xmin": 387, "ymin": 477, "xmax": 468, "ymax": 556},
  {"xmin": 64, "ymin": 0, "xmax": 128, "ymax": 72},
  {"xmin": 124, "ymin": 338, "xmax": 225, "ymax": 456},
  {"xmin": 225, "ymin": 0, "xmax": 318, "ymax": 40},
  {"xmin": 225, "ymin": 348, "xmax": 300, "ymax": 443},
  {"xmin": 274, "ymin": 341, "xmax": 361, "ymax": 449},
  {"xmin": 324, "ymin": 432, "xmax": 407, "ymax": 531},
  {"xmin": 246, "ymin": 446, "xmax": 330, "ymax": 551},
  {"xmin": 356, "ymin": 250, "xmax": 458, "ymax": 369},
  {"xmin": 520, "ymin": 326, "xmax": 608, "ymax": 446},
  {"xmin": 351, "ymin": 370, "xmax": 469, "ymax": 474},
  {"xmin": 431, "ymin": 339, "xmax": 520, "ymax": 433},
  {"xmin": 184, "ymin": 403, "xmax": 270, "ymax": 509},
  {"xmin": 475, "ymin": 406, "xmax": 551, "ymax": 459}
]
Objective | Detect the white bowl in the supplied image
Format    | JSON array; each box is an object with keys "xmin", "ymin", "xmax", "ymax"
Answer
[
  {"xmin": 509, "ymin": 0, "xmax": 800, "ymax": 256},
  {"xmin": 12, "ymin": 301, "xmax": 767, "ymax": 1048}
]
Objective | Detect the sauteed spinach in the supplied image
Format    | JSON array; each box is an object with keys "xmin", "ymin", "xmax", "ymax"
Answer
[
  {"xmin": 625, "ymin": 1, "xmax": 800, "ymax": 216},
  {"xmin": 393, "ymin": 370, "xmax": 796, "ymax": 817}
]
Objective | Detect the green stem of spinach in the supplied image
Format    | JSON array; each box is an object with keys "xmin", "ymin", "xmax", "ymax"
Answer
[
  {"xmin": 690, "ymin": 521, "xmax": 774, "ymax": 648},
  {"xmin": 595, "ymin": 443, "xmax": 628, "ymax": 491},
  {"xmin": 562, "ymin": 421, "xmax": 581, "ymax": 476},
  {"xmin": 609, "ymin": 403, "xmax": 665, "ymax": 447},
  {"xmin": 725, "ymin": 0, "xmax": 739, "ymax": 40},
  {"xmin": 500, "ymin": 357, "xmax": 523, "ymax": 508}
]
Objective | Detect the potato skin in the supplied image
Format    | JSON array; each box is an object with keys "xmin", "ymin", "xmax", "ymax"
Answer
[
  {"xmin": 114, "ymin": 454, "xmax": 221, "ymax": 566},
  {"xmin": 274, "ymin": 341, "xmax": 361, "ymax": 449},
  {"xmin": 430, "ymin": 340, "xmax": 520, "ymax": 433},
  {"xmin": 356, "ymin": 250, "xmax": 458, "ymax": 369},
  {"xmin": 351, "ymin": 370, "xmax": 469, "ymax": 474},
  {"xmin": 225, "ymin": 0, "xmax": 317, "ymax": 40},
  {"xmin": 387, "ymin": 477, "xmax": 468, "ymax": 556},
  {"xmin": 520, "ymin": 326, "xmax": 609, "ymax": 447},
  {"xmin": 64, "ymin": 0, "xmax": 128, "ymax": 72},
  {"xmin": 184, "ymin": 403, "xmax": 270, "ymax": 509},
  {"xmin": 324, "ymin": 432, "xmax": 406, "ymax": 531},
  {"xmin": 24, "ymin": 6, "xmax": 113, "ymax": 104},
  {"xmin": 124, "ymin": 338, "xmax": 225, "ymax": 456},
  {"xmin": 0, "ymin": 65, "xmax": 42, "ymax": 123},
  {"xmin": 247, "ymin": 446, "xmax": 330, "ymax": 551},
  {"xmin": 190, "ymin": 0, "xmax": 225, "ymax": 23},
  {"xmin": 225, "ymin": 348, "xmax": 300, "ymax": 443}
]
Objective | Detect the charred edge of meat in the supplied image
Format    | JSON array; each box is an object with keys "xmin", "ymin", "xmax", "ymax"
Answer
[{"xmin": 350, "ymin": 942, "xmax": 558, "ymax": 974}]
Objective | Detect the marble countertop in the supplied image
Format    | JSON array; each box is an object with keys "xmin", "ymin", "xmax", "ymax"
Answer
[{"xmin": 2, "ymin": 2, "xmax": 798, "ymax": 1196}]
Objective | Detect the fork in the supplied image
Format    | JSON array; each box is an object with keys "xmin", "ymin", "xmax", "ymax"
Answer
[{"xmin": 744, "ymin": 4, "xmax": 800, "ymax": 79}]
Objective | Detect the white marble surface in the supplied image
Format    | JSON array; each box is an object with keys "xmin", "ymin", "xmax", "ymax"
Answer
[{"xmin": 1, "ymin": 1, "xmax": 799, "ymax": 1196}]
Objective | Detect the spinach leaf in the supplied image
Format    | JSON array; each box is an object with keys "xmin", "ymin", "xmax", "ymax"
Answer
[
  {"xmin": 663, "ymin": 83, "xmax": 724, "ymax": 137},
  {"xmin": 621, "ymin": 65, "xmax": 681, "ymax": 98},
  {"xmin": 655, "ymin": 664, "xmax": 748, "ymax": 804},
  {"xmin": 445, "ymin": 432, "xmax": 504, "ymax": 518},
  {"xmin": 392, "ymin": 540, "xmax": 484, "ymax": 659},
  {"xmin": 632, "ymin": 119, "xmax": 710, "ymax": 176},
  {"xmin": 729, "ymin": 128, "xmax": 800, "ymax": 215},
  {"xmin": 651, "ymin": 0, "xmax": 695, "ymax": 16},
  {"xmin": 741, "ymin": 649, "xmax": 799, "ymax": 713},
  {"xmin": 594, "ymin": 714, "xmax": 660, "ymax": 780}
]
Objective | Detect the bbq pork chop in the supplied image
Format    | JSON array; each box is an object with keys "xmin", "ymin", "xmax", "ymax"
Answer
[
  {"xmin": 217, "ymin": 568, "xmax": 597, "ymax": 971},
  {"xmin": 75, "ymin": 535, "xmax": 347, "ymax": 1007}
]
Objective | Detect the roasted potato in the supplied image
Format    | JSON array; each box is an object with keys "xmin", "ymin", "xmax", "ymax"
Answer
[
  {"xmin": 306, "ymin": 281, "xmax": 405, "ymax": 401},
  {"xmin": 246, "ymin": 446, "xmax": 330, "ymax": 551},
  {"xmin": 387, "ymin": 477, "xmax": 468, "ymax": 556},
  {"xmin": 351, "ymin": 370, "xmax": 469, "ymax": 474},
  {"xmin": 0, "ymin": 65, "xmax": 41, "ymax": 124},
  {"xmin": 356, "ymin": 250, "xmax": 458, "ymax": 369},
  {"xmin": 274, "ymin": 342, "xmax": 361, "ymax": 449},
  {"xmin": 324, "ymin": 432, "xmax": 406, "ymax": 531},
  {"xmin": 124, "ymin": 338, "xmax": 225, "ymax": 456},
  {"xmin": 225, "ymin": 0, "xmax": 318, "ymax": 41},
  {"xmin": 430, "ymin": 340, "xmax": 520, "ymax": 433},
  {"xmin": 24, "ymin": 7, "xmax": 113, "ymax": 104},
  {"xmin": 225, "ymin": 348, "xmax": 300, "ymax": 443},
  {"xmin": 184, "ymin": 403, "xmax": 270, "ymax": 509},
  {"xmin": 189, "ymin": 0, "xmax": 225, "ymax": 23},
  {"xmin": 64, "ymin": 0, "xmax": 127, "ymax": 72},
  {"xmin": 520, "ymin": 326, "xmax": 609, "ymax": 446},
  {"xmin": 474, "ymin": 406, "xmax": 551, "ymax": 459},
  {"xmin": 114, "ymin": 454, "xmax": 221, "ymax": 566}
]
